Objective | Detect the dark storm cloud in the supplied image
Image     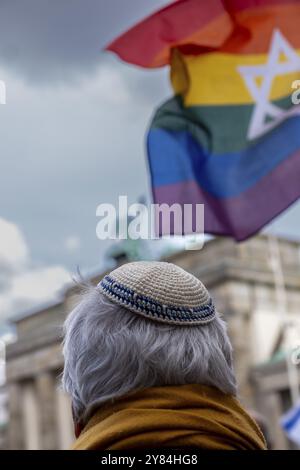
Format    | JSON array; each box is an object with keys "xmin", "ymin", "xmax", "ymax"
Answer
[
  {"xmin": 0, "ymin": 0, "xmax": 172, "ymax": 279},
  {"xmin": 0, "ymin": 0, "xmax": 170, "ymax": 82}
]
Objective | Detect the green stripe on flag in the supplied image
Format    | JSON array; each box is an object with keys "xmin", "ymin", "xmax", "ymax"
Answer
[{"xmin": 151, "ymin": 95, "xmax": 294, "ymax": 154}]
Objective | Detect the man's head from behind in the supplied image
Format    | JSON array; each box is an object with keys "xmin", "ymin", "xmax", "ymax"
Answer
[{"xmin": 62, "ymin": 261, "xmax": 237, "ymax": 429}]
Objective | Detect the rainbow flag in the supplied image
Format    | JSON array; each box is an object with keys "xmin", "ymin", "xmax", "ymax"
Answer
[{"xmin": 107, "ymin": 0, "xmax": 300, "ymax": 240}]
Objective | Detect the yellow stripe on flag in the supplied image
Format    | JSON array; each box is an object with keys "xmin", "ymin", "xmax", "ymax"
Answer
[{"xmin": 171, "ymin": 49, "xmax": 300, "ymax": 106}]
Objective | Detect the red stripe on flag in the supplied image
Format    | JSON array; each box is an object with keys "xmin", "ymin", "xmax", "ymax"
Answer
[
  {"xmin": 106, "ymin": 0, "xmax": 229, "ymax": 67},
  {"xmin": 226, "ymin": 0, "xmax": 299, "ymax": 13}
]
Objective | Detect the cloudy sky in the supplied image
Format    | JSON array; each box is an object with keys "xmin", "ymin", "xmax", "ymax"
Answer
[{"xmin": 0, "ymin": 0, "xmax": 300, "ymax": 324}]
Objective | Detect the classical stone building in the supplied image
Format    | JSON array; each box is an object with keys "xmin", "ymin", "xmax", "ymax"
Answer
[{"xmin": 4, "ymin": 235, "xmax": 300, "ymax": 449}]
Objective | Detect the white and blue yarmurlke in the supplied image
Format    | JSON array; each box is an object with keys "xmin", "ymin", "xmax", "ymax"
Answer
[{"xmin": 98, "ymin": 261, "xmax": 216, "ymax": 326}]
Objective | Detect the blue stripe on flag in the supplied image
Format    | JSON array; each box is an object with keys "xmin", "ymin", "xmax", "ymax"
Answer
[
  {"xmin": 282, "ymin": 406, "xmax": 300, "ymax": 432},
  {"xmin": 148, "ymin": 116, "xmax": 300, "ymax": 198}
]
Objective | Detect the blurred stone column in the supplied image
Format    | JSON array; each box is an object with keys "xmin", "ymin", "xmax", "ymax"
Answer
[
  {"xmin": 227, "ymin": 311, "xmax": 255, "ymax": 407},
  {"xmin": 36, "ymin": 371, "xmax": 58, "ymax": 449},
  {"xmin": 56, "ymin": 387, "xmax": 74, "ymax": 449},
  {"xmin": 260, "ymin": 392, "xmax": 288, "ymax": 450},
  {"xmin": 22, "ymin": 381, "xmax": 40, "ymax": 449},
  {"xmin": 251, "ymin": 370, "xmax": 289, "ymax": 450},
  {"xmin": 8, "ymin": 382, "xmax": 24, "ymax": 449}
]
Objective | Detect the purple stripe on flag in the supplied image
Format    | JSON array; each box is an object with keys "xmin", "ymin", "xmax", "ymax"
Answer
[{"xmin": 153, "ymin": 149, "xmax": 300, "ymax": 241}]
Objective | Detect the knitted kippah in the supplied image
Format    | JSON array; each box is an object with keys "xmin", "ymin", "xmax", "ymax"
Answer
[{"xmin": 98, "ymin": 261, "xmax": 216, "ymax": 326}]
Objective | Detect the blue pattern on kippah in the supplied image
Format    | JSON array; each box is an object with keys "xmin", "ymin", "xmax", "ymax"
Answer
[{"xmin": 99, "ymin": 275, "xmax": 215, "ymax": 324}]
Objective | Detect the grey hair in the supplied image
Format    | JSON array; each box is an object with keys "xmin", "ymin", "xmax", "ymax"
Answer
[{"xmin": 62, "ymin": 287, "xmax": 237, "ymax": 424}]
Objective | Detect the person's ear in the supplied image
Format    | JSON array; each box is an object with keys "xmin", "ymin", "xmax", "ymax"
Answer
[
  {"xmin": 71, "ymin": 403, "xmax": 82, "ymax": 437},
  {"xmin": 74, "ymin": 421, "xmax": 82, "ymax": 438}
]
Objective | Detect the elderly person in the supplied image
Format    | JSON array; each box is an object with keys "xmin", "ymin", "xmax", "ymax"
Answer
[{"xmin": 63, "ymin": 261, "xmax": 266, "ymax": 450}]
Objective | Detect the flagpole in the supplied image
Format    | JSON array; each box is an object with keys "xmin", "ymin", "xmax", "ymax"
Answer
[{"xmin": 268, "ymin": 235, "xmax": 299, "ymax": 407}]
